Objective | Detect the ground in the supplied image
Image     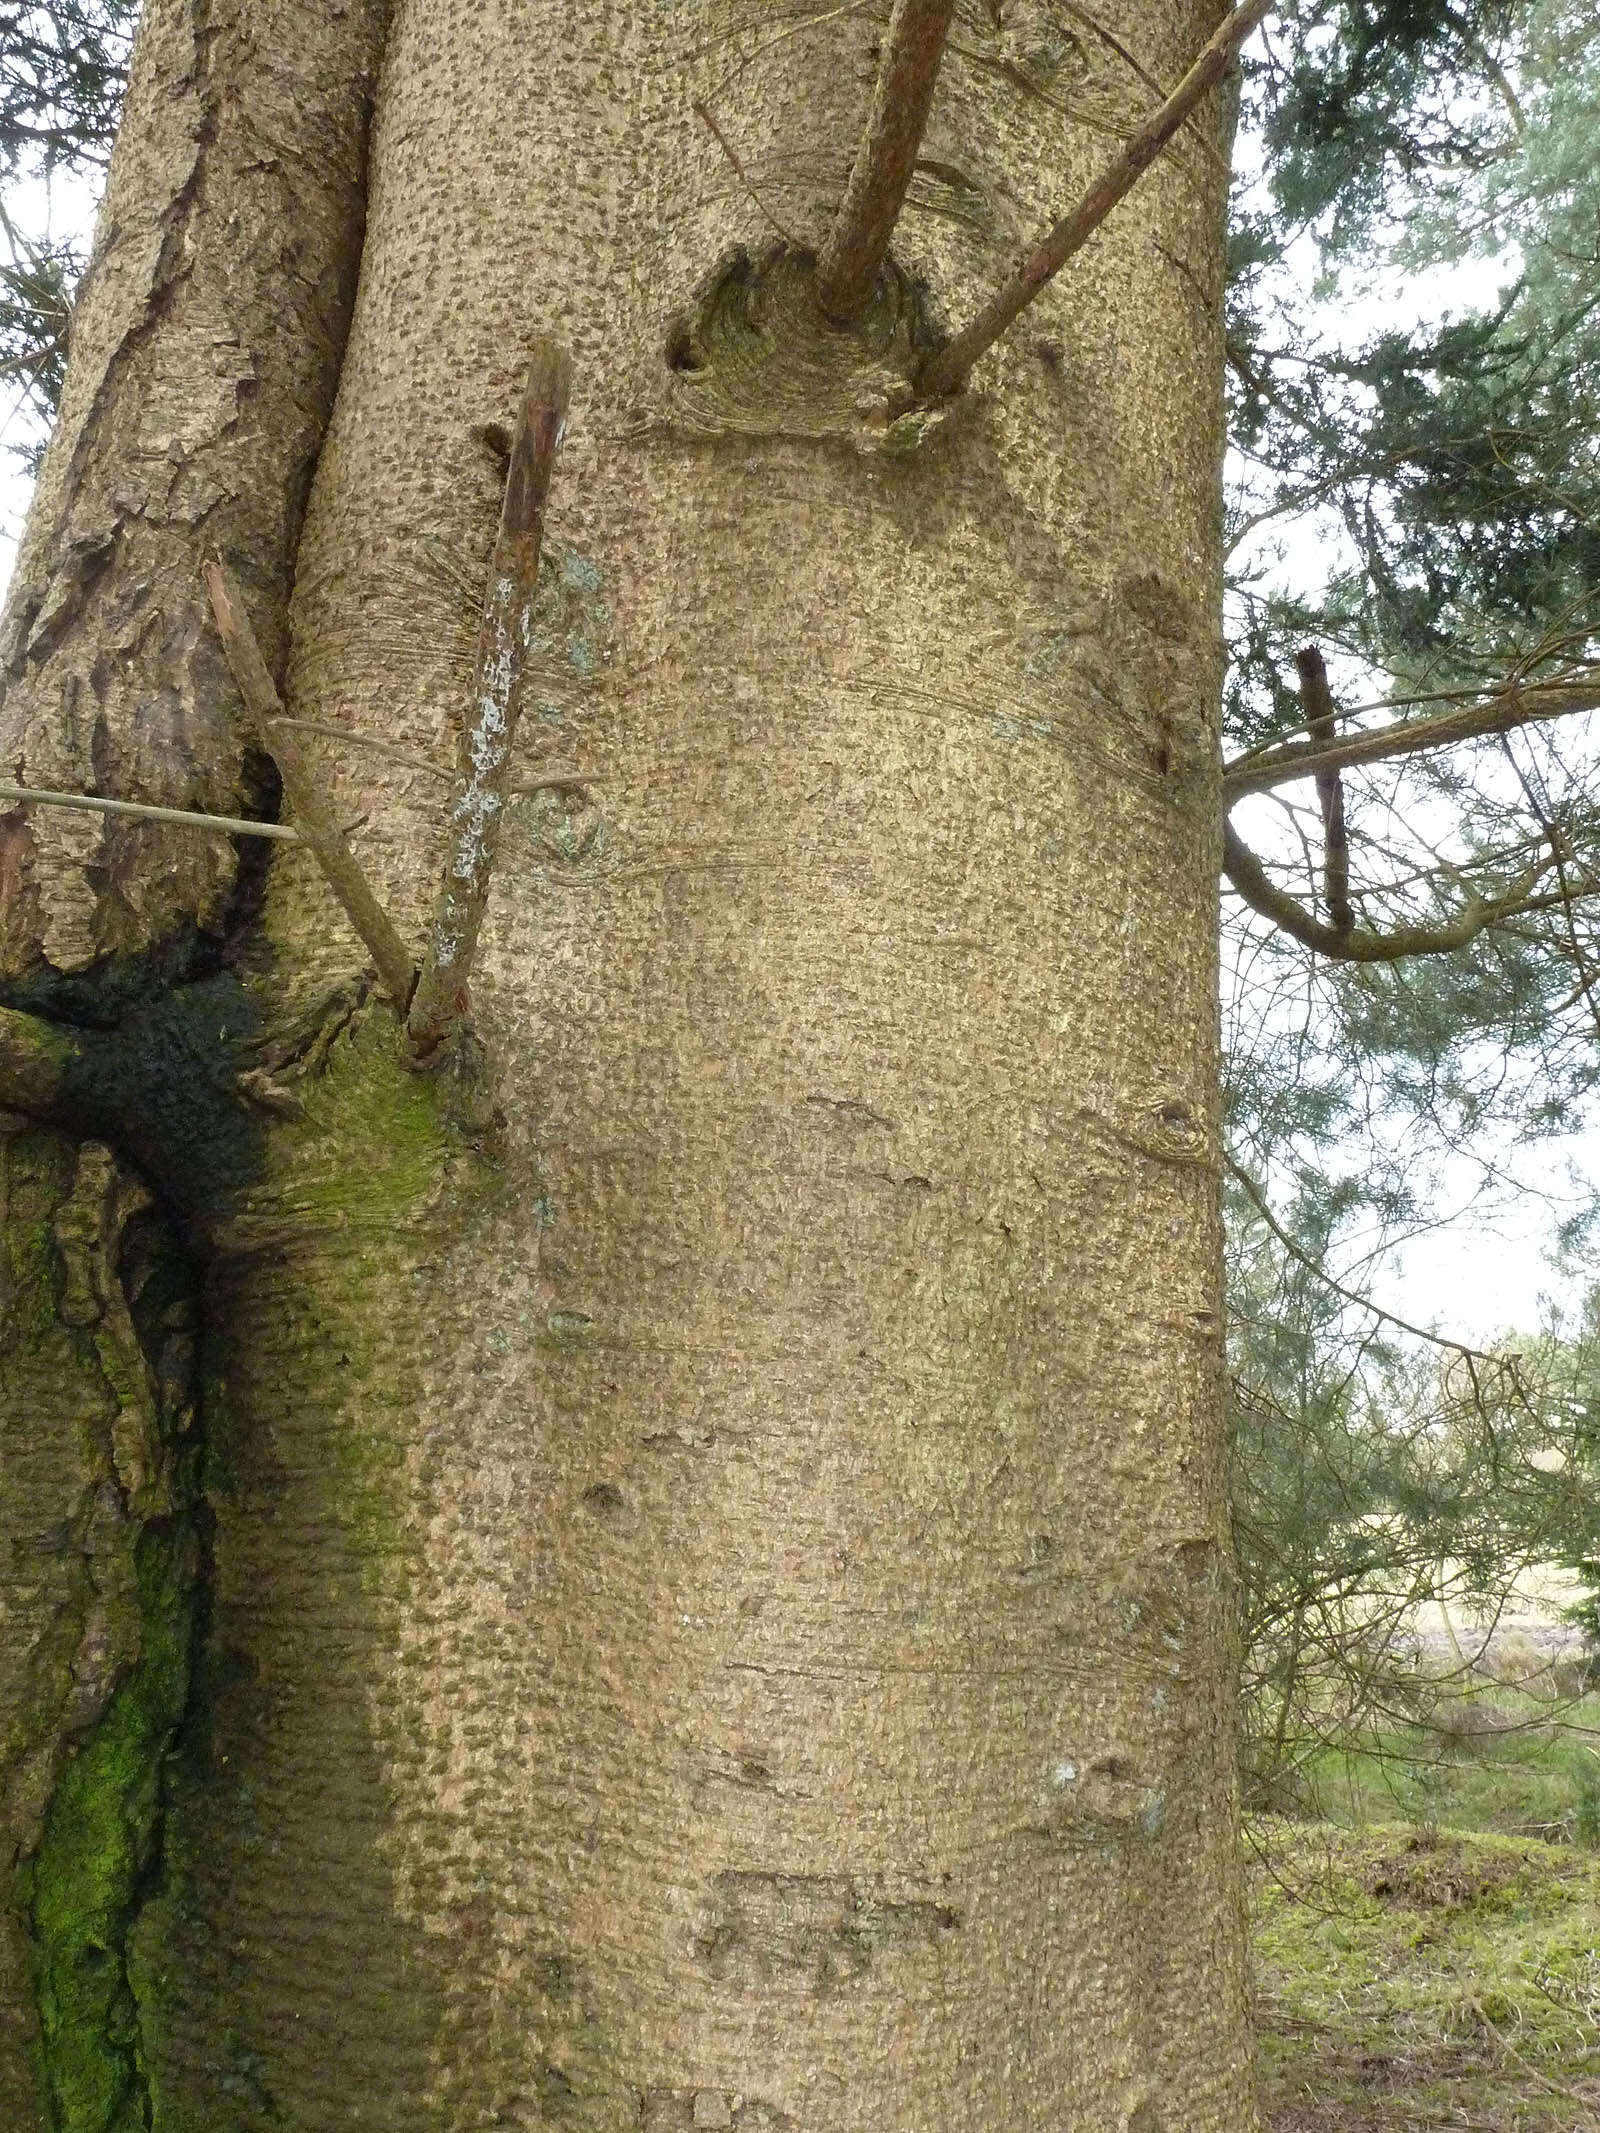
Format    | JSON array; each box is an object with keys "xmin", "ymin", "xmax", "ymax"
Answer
[{"xmin": 1251, "ymin": 1672, "xmax": 1600, "ymax": 2130}]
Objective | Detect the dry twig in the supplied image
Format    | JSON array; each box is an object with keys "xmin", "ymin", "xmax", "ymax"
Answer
[
  {"xmin": 407, "ymin": 339, "xmax": 573, "ymax": 1056},
  {"xmin": 203, "ymin": 559, "xmax": 418, "ymax": 1010},
  {"xmin": 916, "ymin": 0, "xmax": 1271, "ymax": 398},
  {"xmin": 0, "ymin": 779, "xmax": 299, "ymax": 841}
]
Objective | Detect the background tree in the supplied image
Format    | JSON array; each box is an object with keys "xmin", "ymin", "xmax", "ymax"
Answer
[{"xmin": 0, "ymin": 1, "xmax": 133, "ymax": 458}]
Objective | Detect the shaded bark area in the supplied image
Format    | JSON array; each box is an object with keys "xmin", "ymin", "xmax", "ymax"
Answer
[
  {"xmin": 0, "ymin": 1123, "xmax": 202, "ymax": 2129},
  {"xmin": 0, "ymin": 0, "xmax": 389, "ymax": 995},
  {"xmin": 130, "ymin": 1003, "xmax": 481, "ymax": 2131}
]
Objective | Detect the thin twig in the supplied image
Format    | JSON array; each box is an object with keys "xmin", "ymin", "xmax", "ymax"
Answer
[
  {"xmin": 1498, "ymin": 739, "xmax": 1600, "ymax": 1048},
  {"xmin": 202, "ymin": 560, "xmax": 418, "ymax": 1011},
  {"xmin": 407, "ymin": 339, "xmax": 573, "ymax": 1057},
  {"xmin": 1224, "ymin": 677, "xmax": 1600, "ymax": 800},
  {"xmin": 692, "ymin": 97, "xmax": 806, "ymax": 246},
  {"xmin": 816, "ymin": 0, "xmax": 957, "ymax": 322},
  {"xmin": 1228, "ymin": 1158, "xmax": 1524, "ymax": 1371},
  {"xmin": 0, "ymin": 779, "xmax": 300, "ymax": 841},
  {"xmin": 1466, "ymin": 1998, "xmax": 1600, "ymax": 2115},
  {"xmin": 1221, "ymin": 819, "xmax": 1556, "ymax": 964},
  {"xmin": 1295, "ymin": 646, "xmax": 1352, "ymax": 932},
  {"xmin": 915, "ymin": 0, "xmax": 1271, "ymax": 398}
]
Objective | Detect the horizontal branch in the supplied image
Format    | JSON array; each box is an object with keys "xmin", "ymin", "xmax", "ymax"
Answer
[
  {"xmin": 0, "ymin": 779, "xmax": 301, "ymax": 840},
  {"xmin": 203, "ymin": 560, "xmax": 418, "ymax": 1011},
  {"xmin": 816, "ymin": 0, "xmax": 957, "ymax": 323},
  {"xmin": 915, "ymin": 0, "xmax": 1271, "ymax": 398},
  {"xmin": 1224, "ymin": 678, "xmax": 1600, "ymax": 801},
  {"xmin": 1222, "ymin": 818, "xmax": 1556, "ymax": 963}
]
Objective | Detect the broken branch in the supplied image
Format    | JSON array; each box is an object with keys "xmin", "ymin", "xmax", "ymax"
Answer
[
  {"xmin": 1222, "ymin": 818, "xmax": 1557, "ymax": 962},
  {"xmin": 915, "ymin": 0, "xmax": 1272, "ymax": 399},
  {"xmin": 816, "ymin": 0, "xmax": 957, "ymax": 322},
  {"xmin": 1295, "ymin": 646, "xmax": 1352, "ymax": 932},
  {"xmin": 406, "ymin": 338, "xmax": 573, "ymax": 1057},
  {"xmin": 202, "ymin": 559, "xmax": 418, "ymax": 1011}
]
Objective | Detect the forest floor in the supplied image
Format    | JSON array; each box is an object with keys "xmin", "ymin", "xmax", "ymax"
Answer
[{"xmin": 1250, "ymin": 1677, "xmax": 1600, "ymax": 2130}]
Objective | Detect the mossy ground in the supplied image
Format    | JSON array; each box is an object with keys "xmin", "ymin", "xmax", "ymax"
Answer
[{"xmin": 1253, "ymin": 1687, "xmax": 1600, "ymax": 2129}]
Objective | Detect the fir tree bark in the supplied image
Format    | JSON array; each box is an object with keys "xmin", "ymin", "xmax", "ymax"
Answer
[{"xmin": 0, "ymin": 0, "xmax": 1257, "ymax": 2125}]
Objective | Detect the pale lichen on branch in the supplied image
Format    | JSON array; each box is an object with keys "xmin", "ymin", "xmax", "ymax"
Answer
[{"xmin": 406, "ymin": 338, "xmax": 573, "ymax": 1057}]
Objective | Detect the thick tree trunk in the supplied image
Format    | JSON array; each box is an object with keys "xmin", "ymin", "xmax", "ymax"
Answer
[
  {"xmin": 0, "ymin": 0, "xmax": 387, "ymax": 993},
  {"xmin": 0, "ymin": 0, "xmax": 1256, "ymax": 2125}
]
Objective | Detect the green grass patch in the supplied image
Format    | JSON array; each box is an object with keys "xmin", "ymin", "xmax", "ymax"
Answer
[{"xmin": 1252, "ymin": 1821, "xmax": 1600, "ymax": 2129}]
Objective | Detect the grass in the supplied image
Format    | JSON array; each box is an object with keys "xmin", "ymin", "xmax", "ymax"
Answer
[{"xmin": 1250, "ymin": 1678, "xmax": 1600, "ymax": 2129}]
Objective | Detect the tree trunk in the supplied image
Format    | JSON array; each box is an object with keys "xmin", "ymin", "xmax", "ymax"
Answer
[{"xmin": 1, "ymin": 0, "xmax": 1257, "ymax": 2126}]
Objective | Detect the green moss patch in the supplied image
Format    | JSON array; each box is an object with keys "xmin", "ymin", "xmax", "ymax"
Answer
[{"xmin": 27, "ymin": 1519, "xmax": 199, "ymax": 2133}]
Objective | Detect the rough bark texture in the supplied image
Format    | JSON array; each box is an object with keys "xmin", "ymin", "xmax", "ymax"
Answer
[
  {"xmin": 0, "ymin": 0, "xmax": 387, "ymax": 995},
  {"xmin": 0, "ymin": 1122, "xmax": 202, "ymax": 2128},
  {"xmin": 1, "ymin": 0, "xmax": 1256, "ymax": 2123}
]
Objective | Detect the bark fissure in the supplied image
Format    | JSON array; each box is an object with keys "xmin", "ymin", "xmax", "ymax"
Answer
[{"xmin": 2, "ymin": 1133, "xmax": 206, "ymax": 2133}]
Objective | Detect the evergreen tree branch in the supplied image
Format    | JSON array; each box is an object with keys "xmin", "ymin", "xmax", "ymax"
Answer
[
  {"xmin": 1496, "ymin": 738, "xmax": 1600, "ymax": 1050},
  {"xmin": 1295, "ymin": 644, "xmax": 1352, "ymax": 932},
  {"xmin": 816, "ymin": 0, "xmax": 956, "ymax": 323},
  {"xmin": 202, "ymin": 560, "xmax": 419, "ymax": 1012},
  {"xmin": 1224, "ymin": 677, "xmax": 1600, "ymax": 801},
  {"xmin": 1227, "ymin": 1155, "xmax": 1521, "ymax": 1371},
  {"xmin": 1221, "ymin": 818, "xmax": 1558, "ymax": 964},
  {"xmin": 915, "ymin": 0, "xmax": 1271, "ymax": 398},
  {"xmin": 408, "ymin": 339, "xmax": 572, "ymax": 1057}
]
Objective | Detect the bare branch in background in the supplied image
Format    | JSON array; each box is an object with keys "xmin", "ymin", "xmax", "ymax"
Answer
[
  {"xmin": 1222, "ymin": 818, "xmax": 1559, "ymax": 963},
  {"xmin": 1225, "ymin": 674, "xmax": 1600, "ymax": 800}
]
